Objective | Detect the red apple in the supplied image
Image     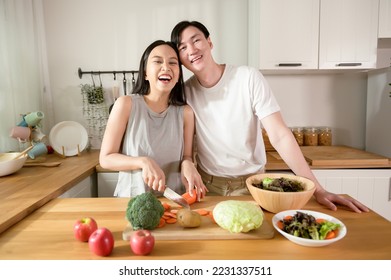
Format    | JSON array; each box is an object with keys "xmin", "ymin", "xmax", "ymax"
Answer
[
  {"xmin": 130, "ymin": 230, "xmax": 155, "ymax": 255},
  {"xmin": 73, "ymin": 217, "xmax": 98, "ymax": 242},
  {"xmin": 88, "ymin": 227, "xmax": 114, "ymax": 257}
]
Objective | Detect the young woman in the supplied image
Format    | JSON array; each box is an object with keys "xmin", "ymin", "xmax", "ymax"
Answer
[{"xmin": 99, "ymin": 40, "xmax": 206, "ymax": 198}]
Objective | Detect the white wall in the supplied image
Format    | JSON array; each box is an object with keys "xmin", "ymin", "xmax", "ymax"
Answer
[
  {"xmin": 42, "ymin": 0, "xmax": 368, "ymax": 149},
  {"xmin": 42, "ymin": 0, "xmax": 248, "ymax": 147}
]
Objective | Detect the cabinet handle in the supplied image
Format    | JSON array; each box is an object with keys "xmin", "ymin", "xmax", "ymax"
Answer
[
  {"xmin": 336, "ymin": 63, "xmax": 362, "ymax": 67},
  {"xmin": 277, "ymin": 63, "xmax": 302, "ymax": 67},
  {"xmin": 389, "ymin": 178, "xmax": 391, "ymax": 202}
]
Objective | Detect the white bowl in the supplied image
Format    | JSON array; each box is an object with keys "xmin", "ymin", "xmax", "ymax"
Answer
[
  {"xmin": 0, "ymin": 153, "xmax": 28, "ymax": 177},
  {"xmin": 272, "ymin": 210, "xmax": 347, "ymax": 247}
]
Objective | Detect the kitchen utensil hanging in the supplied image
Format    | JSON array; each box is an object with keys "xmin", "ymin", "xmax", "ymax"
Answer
[{"xmin": 123, "ymin": 72, "xmax": 127, "ymax": 95}]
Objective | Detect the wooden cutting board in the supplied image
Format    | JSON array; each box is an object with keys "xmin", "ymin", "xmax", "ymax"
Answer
[
  {"xmin": 123, "ymin": 199, "xmax": 275, "ymax": 241},
  {"xmin": 301, "ymin": 146, "xmax": 390, "ymax": 167}
]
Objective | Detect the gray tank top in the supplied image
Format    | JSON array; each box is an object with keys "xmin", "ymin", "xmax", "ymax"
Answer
[{"xmin": 114, "ymin": 95, "xmax": 185, "ymax": 197}]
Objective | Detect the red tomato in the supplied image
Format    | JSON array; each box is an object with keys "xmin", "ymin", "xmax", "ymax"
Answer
[
  {"xmin": 130, "ymin": 230, "xmax": 155, "ymax": 255},
  {"xmin": 88, "ymin": 227, "xmax": 114, "ymax": 256},
  {"xmin": 73, "ymin": 217, "xmax": 98, "ymax": 242}
]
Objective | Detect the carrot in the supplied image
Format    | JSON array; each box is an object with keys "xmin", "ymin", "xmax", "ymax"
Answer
[
  {"xmin": 182, "ymin": 190, "xmax": 197, "ymax": 205},
  {"xmin": 170, "ymin": 209, "xmax": 179, "ymax": 214},
  {"xmin": 157, "ymin": 217, "xmax": 166, "ymax": 228},
  {"xmin": 277, "ymin": 220, "xmax": 284, "ymax": 230},
  {"xmin": 163, "ymin": 211, "xmax": 177, "ymax": 219},
  {"xmin": 165, "ymin": 218, "xmax": 177, "ymax": 224},
  {"xmin": 316, "ymin": 218, "xmax": 326, "ymax": 224},
  {"xmin": 325, "ymin": 229, "xmax": 338, "ymax": 240},
  {"xmin": 195, "ymin": 209, "xmax": 210, "ymax": 216},
  {"xmin": 162, "ymin": 202, "xmax": 171, "ymax": 211},
  {"xmin": 283, "ymin": 215, "xmax": 293, "ymax": 221}
]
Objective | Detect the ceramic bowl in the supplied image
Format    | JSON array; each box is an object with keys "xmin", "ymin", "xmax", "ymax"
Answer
[
  {"xmin": 0, "ymin": 152, "xmax": 28, "ymax": 177},
  {"xmin": 272, "ymin": 210, "xmax": 347, "ymax": 247},
  {"xmin": 246, "ymin": 173, "xmax": 315, "ymax": 213}
]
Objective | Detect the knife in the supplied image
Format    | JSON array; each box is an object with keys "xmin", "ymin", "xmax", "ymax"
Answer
[{"xmin": 163, "ymin": 187, "xmax": 190, "ymax": 209}]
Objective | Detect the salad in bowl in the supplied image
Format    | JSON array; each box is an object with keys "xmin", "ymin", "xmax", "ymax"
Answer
[{"xmin": 272, "ymin": 210, "xmax": 347, "ymax": 247}]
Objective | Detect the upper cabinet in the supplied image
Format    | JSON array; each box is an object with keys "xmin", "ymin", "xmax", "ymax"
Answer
[
  {"xmin": 319, "ymin": 0, "xmax": 379, "ymax": 69},
  {"xmin": 379, "ymin": 0, "xmax": 391, "ymax": 38},
  {"xmin": 258, "ymin": 0, "xmax": 380, "ymax": 70},
  {"xmin": 259, "ymin": 0, "xmax": 320, "ymax": 70}
]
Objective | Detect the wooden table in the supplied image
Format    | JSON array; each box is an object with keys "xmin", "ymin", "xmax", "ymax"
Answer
[
  {"xmin": 1, "ymin": 196, "xmax": 390, "ymax": 260},
  {"xmin": 0, "ymin": 150, "xmax": 100, "ymax": 235}
]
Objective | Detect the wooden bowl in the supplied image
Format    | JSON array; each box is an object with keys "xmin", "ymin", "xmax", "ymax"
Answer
[
  {"xmin": 246, "ymin": 173, "xmax": 315, "ymax": 213},
  {"xmin": 0, "ymin": 153, "xmax": 27, "ymax": 177}
]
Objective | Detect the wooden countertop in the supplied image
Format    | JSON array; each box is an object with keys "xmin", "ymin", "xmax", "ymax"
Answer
[
  {"xmin": 0, "ymin": 195, "xmax": 390, "ymax": 260},
  {"xmin": 1, "ymin": 146, "xmax": 390, "ymax": 237},
  {"xmin": 0, "ymin": 149, "xmax": 100, "ymax": 235}
]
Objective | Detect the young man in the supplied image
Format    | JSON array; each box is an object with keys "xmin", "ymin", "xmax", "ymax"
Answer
[{"xmin": 171, "ymin": 20, "xmax": 369, "ymax": 213}]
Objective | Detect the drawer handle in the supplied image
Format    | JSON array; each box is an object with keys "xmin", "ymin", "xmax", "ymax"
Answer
[
  {"xmin": 389, "ymin": 178, "xmax": 391, "ymax": 202},
  {"xmin": 277, "ymin": 63, "xmax": 302, "ymax": 67},
  {"xmin": 336, "ymin": 63, "xmax": 362, "ymax": 67}
]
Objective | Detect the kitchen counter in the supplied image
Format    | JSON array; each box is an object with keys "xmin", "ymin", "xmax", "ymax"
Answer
[
  {"xmin": 266, "ymin": 145, "xmax": 391, "ymax": 170},
  {"xmin": 1, "ymin": 146, "xmax": 390, "ymax": 236},
  {"xmin": 0, "ymin": 149, "xmax": 100, "ymax": 235},
  {"xmin": 0, "ymin": 195, "xmax": 390, "ymax": 260},
  {"xmin": 96, "ymin": 145, "xmax": 391, "ymax": 172}
]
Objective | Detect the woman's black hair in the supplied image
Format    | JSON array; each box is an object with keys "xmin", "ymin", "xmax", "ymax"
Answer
[
  {"xmin": 170, "ymin": 20, "xmax": 210, "ymax": 47},
  {"xmin": 132, "ymin": 40, "xmax": 186, "ymax": 106}
]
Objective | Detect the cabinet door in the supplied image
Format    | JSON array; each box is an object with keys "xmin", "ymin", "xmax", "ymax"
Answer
[
  {"xmin": 58, "ymin": 176, "xmax": 97, "ymax": 198},
  {"xmin": 97, "ymin": 172, "xmax": 118, "ymax": 197},
  {"xmin": 319, "ymin": 0, "xmax": 379, "ymax": 69},
  {"xmin": 312, "ymin": 169, "xmax": 391, "ymax": 222},
  {"xmin": 379, "ymin": 0, "xmax": 391, "ymax": 38},
  {"xmin": 259, "ymin": 0, "xmax": 320, "ymax": 70}
]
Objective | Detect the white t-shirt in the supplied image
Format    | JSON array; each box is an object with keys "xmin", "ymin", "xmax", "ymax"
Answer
[{"xmin": 185, "ymin": 65, "xmax": 280, "ymax": 177}]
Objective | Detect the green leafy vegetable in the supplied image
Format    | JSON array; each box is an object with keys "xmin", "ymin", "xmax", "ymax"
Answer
[
  {"xmin": 279, "ymin": 211, "xmax": 341, "ymax": 240},
  {"xmin": 126, "ymin": 192, "xmax": 164, "ymax": 230},
  {"xmin": 253, "ymin": 177, "xmax": 305, "ymax": 192},
  {"xmin": 213, "ymin": 200, "xmax": 264, "ymax": 233}
]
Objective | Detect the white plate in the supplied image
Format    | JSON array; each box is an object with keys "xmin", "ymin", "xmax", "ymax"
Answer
[
  {"xmin": 49, "ymin": 121, "xmax": 88, "ymax": 156},
  {"xmin": 272, "ymin": 210, "xmax": 347, "ymax": 247}
]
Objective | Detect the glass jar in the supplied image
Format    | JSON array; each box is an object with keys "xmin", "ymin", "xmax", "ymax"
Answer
[
  {"xmin": 291, "ymin": 127, "xmax": 304, "ymax": 146},
  {"xmin": 304, "ymin": 127, "xmax": 318, "ymax": 146},
  {"xmin": 318, "ymin": 127, "xmax": 332, "ymax": 146}
]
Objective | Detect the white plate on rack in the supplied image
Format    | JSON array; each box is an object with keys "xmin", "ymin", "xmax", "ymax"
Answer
[{"xmin": 49, "ymin": 121, "xmax": 88, "ymax": 156}]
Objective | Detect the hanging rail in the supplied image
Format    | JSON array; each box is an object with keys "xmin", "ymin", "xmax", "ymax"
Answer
[{"xmin": 78, "ymin": 67, "xmax": 138, "ymax": 79}]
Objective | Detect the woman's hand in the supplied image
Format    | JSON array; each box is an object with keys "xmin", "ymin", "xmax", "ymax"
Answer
[
  {"xmin": 140, "ymin": 157, "xmax": 166, "ymax": 192},
  {"xmin": 181, "ymin": 159, "xmax": 208, "ymax": 201},
  {"xmin": 314, "ymin": 188, "xmax": 370, "ymax": 213}
]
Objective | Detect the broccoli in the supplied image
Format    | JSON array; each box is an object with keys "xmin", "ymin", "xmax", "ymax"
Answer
[{"xmin": 126, "ymin": 191, "xmax": 164, "ymax": 230}]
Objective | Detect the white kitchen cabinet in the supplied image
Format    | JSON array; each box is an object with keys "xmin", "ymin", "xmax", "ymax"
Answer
[
  {"xmin": 58, "ymin": 175, "xmax": 97, "ymax": 198},
  {"xmin": 379, "ymin": 0, "xmax": 391, "ymax": 38},
  {"xmin": 312, "ymin": 169, "xmax": 391, "ymax": 221},
  {"xmin": 256, "ymin": 0, "xmax": 380, "ymax": 71},
  {"xmin": 259, "ymin": 0, "xmax": 320, "ymax": 70},
  {"xmin": 319, "ymin": 0, "xmax": 379, "ymax": 69},
  {"xmin": 97, "ymin": 172, "xmax": 118, "ymax": 197}
]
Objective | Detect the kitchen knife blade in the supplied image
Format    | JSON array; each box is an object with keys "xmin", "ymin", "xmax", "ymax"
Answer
[{"xmin": 163, "ymin": 187, "xmax": 190, "ymax": 209}]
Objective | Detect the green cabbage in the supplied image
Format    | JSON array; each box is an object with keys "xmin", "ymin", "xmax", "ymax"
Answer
[{"xmin": 212, "ymin": 200, "xmax": 264, "ymax": 233}]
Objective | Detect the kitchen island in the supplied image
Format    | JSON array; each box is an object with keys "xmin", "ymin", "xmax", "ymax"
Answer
[{"xmin": 0, "ymin": 196, "xmax": 390, "ymax": 260}]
